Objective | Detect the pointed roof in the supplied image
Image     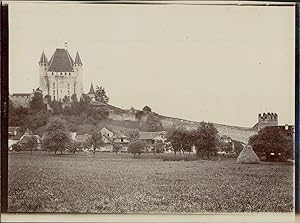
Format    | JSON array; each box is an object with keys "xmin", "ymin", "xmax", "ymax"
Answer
[
  {"xmin": 74, "ymin": 51, "xmax": 83, "ymax": 65},
  {"xmin": 39, "ymin": 51, "xmax": 48, "ymax": 64},
  {"xmin": 88, "ymin": 83, "xmax": 95, "ymax": 94},
  {"xmin": 48, "ymin": 48, "xmax": 74, "ymax": 72}
]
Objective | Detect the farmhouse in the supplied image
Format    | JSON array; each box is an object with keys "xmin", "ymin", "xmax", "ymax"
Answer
[
  {"xmin": 99, "ymin": 126, "xmax": 130, "ymax": 152},
  {"xmin": 139, "ymin": 131, "xmax": 167, "ymax": 144},
  {"xmin": 18, "ymin": 129, "xmax": 42, "ymax": 149}
]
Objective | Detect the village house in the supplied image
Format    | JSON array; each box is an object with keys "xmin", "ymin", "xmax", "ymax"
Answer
[
  {"xmin": 99, "ymin": 126, "xmax": 130, "ymax": 152},
  {"xmin": 18, "ymin": 129, "xmax": 43, "ymax": 150},
  {"xmin": 138, "ymin": 131, "xmax": 167, "ymax": 144},
  {"xmin": 8, "ymin": 127, "xmax": 23, "ymax": 149}
]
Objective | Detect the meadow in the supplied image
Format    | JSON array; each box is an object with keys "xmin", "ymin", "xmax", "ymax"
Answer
[{"xmin": 8, "ymin": 151, "xmax": 294, "ymax": 213}]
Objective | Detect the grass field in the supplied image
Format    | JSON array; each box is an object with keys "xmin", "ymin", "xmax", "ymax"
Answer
[{"xmin": 8, "ymin": 151, "xmax": 294, "ymax": 213}]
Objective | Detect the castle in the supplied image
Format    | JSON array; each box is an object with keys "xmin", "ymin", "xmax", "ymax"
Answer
[
  {"xmin": 39, "ymin": 48, "xmax": 83, "ymax": 101},
  {"xmin": 252, "ymin": 112, "xmax": 278, "ymax": 131}
]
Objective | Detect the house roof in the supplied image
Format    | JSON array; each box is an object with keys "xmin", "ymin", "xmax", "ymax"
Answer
[
  {"xmin": 75, "ymin": 134, "xmax": 91, "ymax": 142},
  {"xmin": 90, "ymin": 101, "xmax": 106, "ymax": 106},
  {"xmin": 74, "ymin": 51, "xmax": 83, "ymax": 65},
  {"xmin": 139, "ymin": 131, "xmax": 162, "ymax": 140},
  {"xmin": 19, "ymin": 135, "xmax": 42, "ymax": 144},
  {"xmin": 9, "ymin": 127, "xmax": 20, "ymax": 133},
  {"xmin": 48, "ymin": 48, "xmax": 74, "ymax": 72},
  {"xmin": 88, "ymin": 83, "xmax": 95, "ymax": 94},
  {"xmin": 39, "ymin": 51, "xmax": 48, "ymax": 64}
]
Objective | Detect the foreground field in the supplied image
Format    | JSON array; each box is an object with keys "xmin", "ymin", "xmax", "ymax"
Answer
[{"xmin": 8, "ymin": 152, "xmax": 293, "ymax": 213}]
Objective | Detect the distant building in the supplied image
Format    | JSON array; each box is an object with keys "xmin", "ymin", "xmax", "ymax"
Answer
[
  {"xmin": 8, "ymin": 126, "xmax": 23, "ymax": 148},
  {"xmin": 139, "ymin": 131, "xmax": 167, "ymax": 144},
  {"xmin": 38, "ymin": 48, "xmax": 83, "ymax": 101},
  {"xmin": 253, "ymin": 112, "xmax": 278, "ymax": 131},
  {"xmin": 18, "ymin": 128, "xmax": 42, "ymax": 149},
  {"xmin": 99, "ymin": 126, "xmax": 130, "ymax": 152},
  {"xmin": 87, "ymin": 83, "xmax": 96, "ymax": 102}
]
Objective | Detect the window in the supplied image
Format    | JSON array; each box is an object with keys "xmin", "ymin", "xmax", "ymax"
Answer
[
  {"xmin": 53, "ymin": 83, "xmax": 55, "ymax": 88},
  {"xmin": 68, "ymin": 90, "xmax": 70, "ymax": 96},
  {"xmin": 68, "ymin": 83, "xmax": 70, "ymax": 89},
  {"xmin": 69, "ymin": 73, "xmax": 71, "ymax": 75},
  {"xmin": 121, "ymin": 138, "xmax": 124, "ymax": 143},
  {"xmin": 65, "ymin": 73, "xmax": 67, "ymax": 75},
  {"xmin": 60, "ymin": 73, "xmax": 62, "ymax": 75},
  {"xmin": 52, "ymin": 72, "xmax": 54, "ymax": 75}
]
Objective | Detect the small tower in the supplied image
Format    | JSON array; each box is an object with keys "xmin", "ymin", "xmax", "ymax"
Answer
[
  {"xmin": 87, "ymin": 82, "xmax": 96, "ymax": 102},
  {"xmin": 74, "ymin": 51, "xmax": 83, "ymax": 98},
  {"xmin": 253, "ymin": 112, "xmax": 278, "ymax": 130},
  {"xmin": 39, "ymin": 51, "xmax": 49, "ymax": 95}
]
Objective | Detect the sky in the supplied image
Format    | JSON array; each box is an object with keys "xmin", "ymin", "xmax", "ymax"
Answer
[{"xmin": 9, "ymin": 2, "xmax": 295, "ymax": 127}]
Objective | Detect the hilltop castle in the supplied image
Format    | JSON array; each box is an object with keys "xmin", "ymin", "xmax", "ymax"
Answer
[{"xmin": 39, "ymin": 48, "xmax": 83, "ymax": 101}]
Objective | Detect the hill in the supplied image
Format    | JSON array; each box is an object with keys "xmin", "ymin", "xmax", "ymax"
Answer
[{"xmin": 104, "ymin": 104, "xmax": 257, "ymax": 144}]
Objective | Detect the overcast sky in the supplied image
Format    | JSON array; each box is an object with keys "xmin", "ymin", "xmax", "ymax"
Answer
[{"xmin": 9, "ymin": 3, "xmax": 295, "ymax": 127}]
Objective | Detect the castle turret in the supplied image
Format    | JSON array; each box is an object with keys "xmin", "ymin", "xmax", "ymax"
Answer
[
  {"xmin": 254, "ymin": 112, "xmax": 278, "ymax": 130},
  {"xmin": 39, "ymin": 51, "xmax": 49, "ymax": 95},
  {"xmin": 74, "ymin": 51, "xmax": 83, "ymax": 98},
  {"xmin": 87, "ymin": 82, "xmax": 96, "ymax": 102}
]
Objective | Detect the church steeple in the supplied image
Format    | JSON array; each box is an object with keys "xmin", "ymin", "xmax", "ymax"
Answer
[
  {"xmin": 88, "ymin": 82, "xmax": 95, "ymax": 94},
  {"xmin": 74, "ymin": 51, "xmax": 82, "ymax": 65},
  {"xmin": 39, "ymin": 51, "xmax": 48, "ymax": 65}
]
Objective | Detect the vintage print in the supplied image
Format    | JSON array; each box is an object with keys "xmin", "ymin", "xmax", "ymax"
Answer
[{"xmin": 7, "ymin": 2, "xmax": 295, "ymax": 213}]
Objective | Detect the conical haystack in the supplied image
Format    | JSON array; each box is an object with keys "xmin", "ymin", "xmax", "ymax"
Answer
[{"xmin": 237, "ymin": 145, "xmax": 260, "ymax": 164}]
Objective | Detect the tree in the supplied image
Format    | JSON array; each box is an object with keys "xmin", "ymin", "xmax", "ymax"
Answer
[
  {"xmin": 63, "ymin": 95, "xmax": 70, "ymax": 103},
  {"xmin": 71, "ymin": 93, "xmax": 78, "ymax": 103},
  {"xmin": 42, "ymin": 117, "xmax": 70, "ymax": 155},
  {"xmin": 128, "ymin": 140, "xmax": 147, "ymax": 157},
  {"xmin": 152, "ymin": 140, "xmax": 164, "ymax": 154},
  {"xmin": 44, "ymin": 95, "xmax": 52, "ymax": 103},
  {"xmin": 193, "ymin": 122, "xmax": 218, "ymax": 159},
  {"xmin": 248, "ymin": 127, "xmax": 293, "ymax": 161},
  {"xmin": 95, "ymin": 86, "xmax": 109, "ymax": 104},
  {"xmin": 140, "ymin": 113, "xmax": 163, "ymax": 131},
  {"xmin": 87, "ymin": 131, "xmax": 104, "ymax": 157},
  {"xmin": 135, "ymin": 110, "xmax": 144, "ymax": 120},
  {"xmin": 30, "ymin": 91, "xmax": 46, "ymax": 111},
  {"xmin": 128, "ymin": 129, "xmax": 140, "ymax": 141},
  {"xmin": 68, "ymin": 140, "xmax": 81, "ymax": 154},
  {"xmin": 166, "ymin": 127, "xmax": 185, "ymax": 155},
  {"xmin": 112, "ymin": 142, "xmax": 122, "ymax": 155},
  {"xmin": 24, "ymin": 135, "xmax": 39, "ymax": 155},
  {"xmin": 143, "ymin": 105, "xmax": 152, "ymax": 112},
  {"xmin": 49, "ymin": 100, "xmax": 63, "ymax": 115},
  {"xmin": 233, "ymin": 141, "xmax": 244, "ymax": 157},
  {"xmin": 80, "ymin": 93, "xmax": 91, "ymax": 105}
]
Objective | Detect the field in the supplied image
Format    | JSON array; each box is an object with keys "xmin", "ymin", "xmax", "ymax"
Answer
[{"xmin": 8, "ymin": 151, "xmax": 294, "ymax": 213}]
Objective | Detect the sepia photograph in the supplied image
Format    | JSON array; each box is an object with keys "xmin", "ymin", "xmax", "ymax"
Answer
[{"xmin": 3, "ymin": 1, "xmax": 296, "ymax": 219}]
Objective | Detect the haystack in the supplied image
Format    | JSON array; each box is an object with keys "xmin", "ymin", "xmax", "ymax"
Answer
[{"xmin": 237, "ymin": 145, "xmax": 260, "ymax": 164}]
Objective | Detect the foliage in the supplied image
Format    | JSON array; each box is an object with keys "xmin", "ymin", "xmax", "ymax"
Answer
[
  {"xmin": 44, "ymin": 95, "xmax": 52, "ymax": 103},
  {"xmin": 95, "ymin": 86, "xmax": 109, "ymax": 104},
  {"xmin": 142, "ymin": 105, "xmax": 152, "ymax": 112},
  {"xmin": 128, "ymin": 140, "xmax": 147, "ymax": 157},
  {"xmin": 152, "ymin": 141, "xmax": 165, "ymax": 154},
  {"xmin": 233, "ymin": 141, "xmax": 244, "ymax": 157},
  {"xmin": 193, "ymin": 122, "xmax": 218, "ymax": 159},
  {"xmin": 49, "ymin": 100, "xmax": 63, "ymax": 115},
  {"xmin": 68, "ymin": 140, "xmax": 81, "ymax": 154},
  {"xmin": 71, "ymin": 93, "xmax": 78, "ymax": 103},
  {"xmin": 112, "ymin": 142, "xmax": 122, "ymax": 155},
  {"xmin": 248, "ymin": 127, "xmax": 293, "ymax": 161},
  {"xmin": 140, "ymin": 113, "xmax": 163, "ymax": 131},
  {"xmin": 87, "ymin": 131, "xmax": 104, "ymax": 156},
  {"xmin": 30, "ymin": 91, "xmax": 46, "ymax": 111},
  {"xmin": 23, "ymin": 135, "xmax": 39, "ymax": 155},
  {"xmin": 42, "ymin": 117, "xmax": 70, "ymax": 154},
  {"xmin": 166, "ymin": 127, "xmax": 185, "ymax": 155},
  {"xmin": 128, "ymin": 129, "xmax": 140, "ymax": 141},
  {"xmin": 135, "ymin": 110, "xmax": 144, "ymax": 120}
]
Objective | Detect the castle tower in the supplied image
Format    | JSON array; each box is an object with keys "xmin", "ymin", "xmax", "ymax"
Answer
[
  {"xmin": 87, "ymin": 82, "xmax": 96, "ymax": 102},
  {"xmin": 38, "ymin": 48, "xmax": 84, "ymax": 101},
  {"xmin": 74, "ymin": 51, "xmax": 83, "ymax": 98},
  {"xmin": 39, "ymin": 51, "xmax": 49, "ymax": 95},
  {"xmin": 253, "ymin": 112, "xmax": 278, "ymax": 130}
]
